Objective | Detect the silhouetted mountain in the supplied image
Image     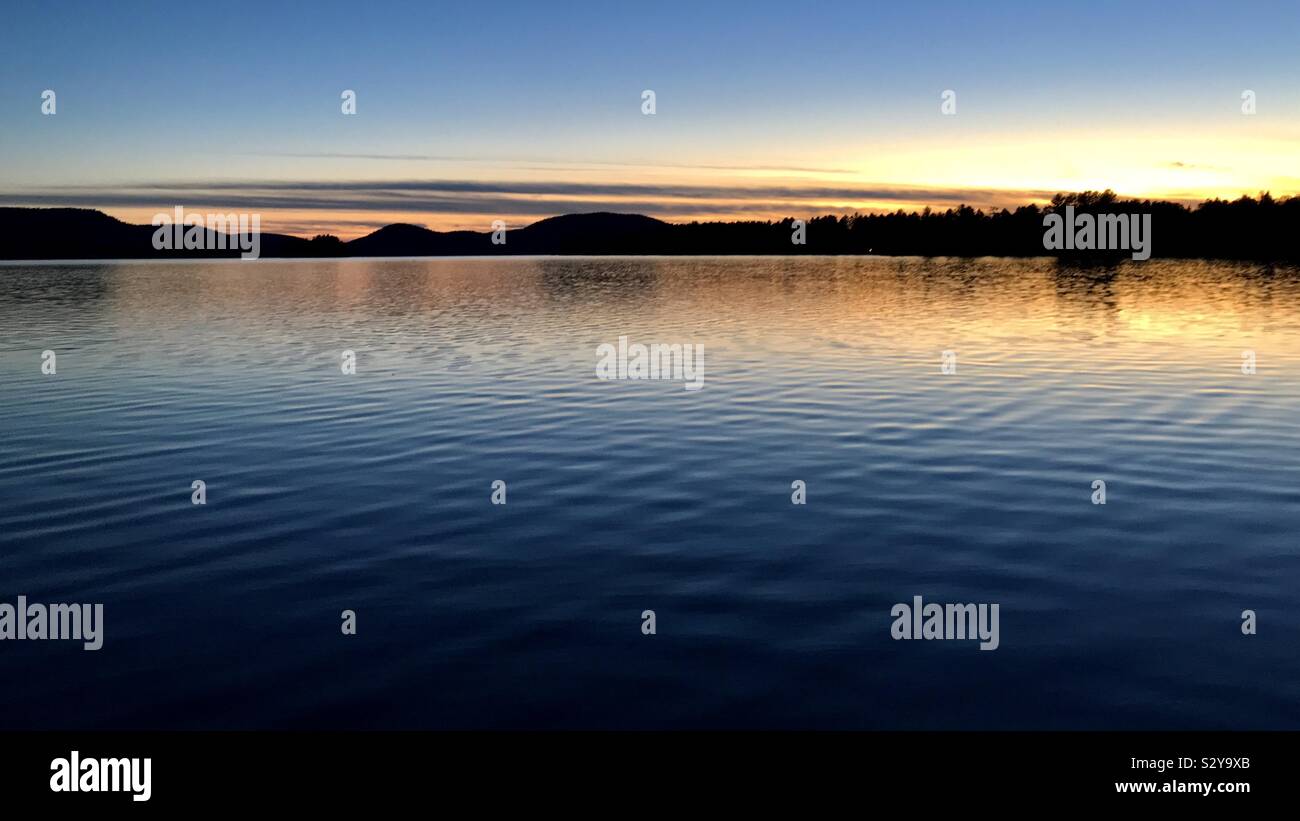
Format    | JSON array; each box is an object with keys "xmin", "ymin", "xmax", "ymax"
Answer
[
  {"xmin": 513, "ymin": 213, "xmax": 674, "ymax": 254},
  {"xmin": 344, "ymin": 213, "xmax": 674, "ymax": 256},
  {"xmin": 2, "ymin": 195, "xmax": 1298, "ymax": 260},
  {"xmin": 346, "ymin": 223, "xmax": 491, "ymax": 256},
  {"xmin": 0, "ymin": 207, "xmax": 329, "ymax": 259}
]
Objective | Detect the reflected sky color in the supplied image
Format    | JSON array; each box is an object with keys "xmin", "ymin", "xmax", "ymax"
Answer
[
  {"xmin": 3, "ymin": 257, "xmax": 1299, "ymax": 728},
  {"xmin": 1, "ymin": 0, "xmax": 1297, "ymax": 236}
]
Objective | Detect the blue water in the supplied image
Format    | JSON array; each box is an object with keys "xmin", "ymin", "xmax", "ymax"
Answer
[{"xmin": 1, "ymin": 256, "xmax": 1298, "ymax": 729}]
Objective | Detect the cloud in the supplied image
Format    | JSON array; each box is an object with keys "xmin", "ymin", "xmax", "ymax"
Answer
[
  {"xmin": 250, "ymin": 152, "xmax": 864, "ymax": 176},
  {"xmin": 0, "ymin": 179, "xmax": 1055, "ymax": 218},
  {"xmin": 1167, "ymin": 160, "xmax": 1225, "ymax": 171}
]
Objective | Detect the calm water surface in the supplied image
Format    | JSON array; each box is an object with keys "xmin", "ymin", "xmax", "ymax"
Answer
[{"xmin": 1, "ymin": 256, "xmax": 1298, "ymax": 729}]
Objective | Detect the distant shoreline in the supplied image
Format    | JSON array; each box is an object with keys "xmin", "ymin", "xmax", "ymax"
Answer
[
  {"xmin": 2, "ymin": 192, "xmax": 1297, "ymax": 261},
  {"xmin": 6, "ymin": 254, "xmax": 1299, "ymax": 267}
]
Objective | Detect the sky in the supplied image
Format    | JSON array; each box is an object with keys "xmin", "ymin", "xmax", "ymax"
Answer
[{"xmin": 1, "ymin": 0, "xmax": 1297, "ymax": 238}]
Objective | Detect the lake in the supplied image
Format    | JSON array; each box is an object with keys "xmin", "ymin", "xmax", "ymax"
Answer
[{"xmin": 1, "ymin": 256, "xmax": 1297, "ymax": 729}]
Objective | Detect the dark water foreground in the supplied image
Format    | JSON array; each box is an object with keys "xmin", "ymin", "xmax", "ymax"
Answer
[{"xmin": 1, "ymin": 256, "xmax": 1297, "ymax": 729}]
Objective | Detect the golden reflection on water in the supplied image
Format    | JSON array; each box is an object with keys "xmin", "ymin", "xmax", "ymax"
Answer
[{"xmin": 60, "ymin": 255, "xmax": 1300, "ymax": 379}]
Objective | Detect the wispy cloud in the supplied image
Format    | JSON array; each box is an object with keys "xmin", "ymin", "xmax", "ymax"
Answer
[
  {"xmin": 249, "ymin": 152, "xmax": 863, "ymax": 176},
  {"xmin": 1, "ymin": 179, "xmax": 1054, "ymax": 217}
]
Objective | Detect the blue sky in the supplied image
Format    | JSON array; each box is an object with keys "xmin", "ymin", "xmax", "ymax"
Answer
[{"xmin": 2, "ymin": 0, "xmax": 1297, "ymax": 235}]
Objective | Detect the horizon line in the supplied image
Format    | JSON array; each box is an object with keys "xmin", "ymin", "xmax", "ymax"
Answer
[{"xmin": 4, "ymin": 189, "xmax": 1297, "ymax": 243}]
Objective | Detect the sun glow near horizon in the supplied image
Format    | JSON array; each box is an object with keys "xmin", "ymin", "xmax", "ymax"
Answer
[
  {"xmin": 9, "ymin": 122, "xmax": 1295, "ymax": 239},
  {"xmin": 81, "ymin": 154, "xmax": 1298, "ymax": 240}
]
